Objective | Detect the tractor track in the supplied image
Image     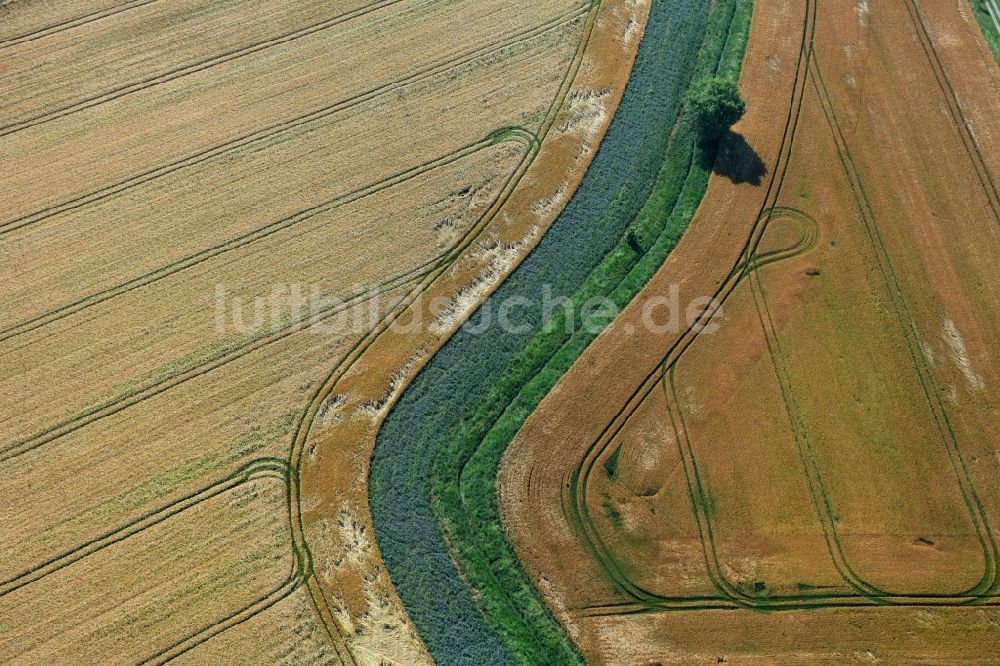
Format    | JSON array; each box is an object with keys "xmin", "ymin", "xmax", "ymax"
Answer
[
  {"xmin": 0, "ymin": 137, "xmax": 502, "ymax": 465},
  {"xmin": 439, "ymin": 0, "xmax": 746, "ymax": 646},
  {"xmin": 136, "ymin": 571, "xmax": 304, "ymax": 666},
  {"xmin": 0, "ymin": 3, "xmax": 586, "ymax": 239},
  {"xmin": 0, "ymin": 0, "xmax": 159, "ymax": 50},
  {"xmin": 288, "ymin": 3, "xmax": 600, "ymax": 660},
  {"xmin": 2, "ymin": 2, "xmax": 597, "ymax": 664},
  {"xmin": 566, "ymin": 0, "xmax": 1000, "ymax": 615},
  {"xmin": 0, "ymin": 458, "xmax": 288, "ymax": 598},
  {"xmin": 562, "ymin": 0, "xmax": 817, "ymax": 613},
  {"xmin": 899, "ymin": 0, "xmax": 1000, "ymax": 225},
  {"xmin": 0, "ymin": 135, "xmax": 505, "ymax": 345}
]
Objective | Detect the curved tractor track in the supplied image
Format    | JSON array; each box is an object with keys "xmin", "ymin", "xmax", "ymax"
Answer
[
  {"xmin": 1, "ymin": 2, "xmax": 599, "ymax": 662},
  {"xmin": 0, "ymin": 457, "xmax": 306, "ymax": 663},
  {"xmin": 0, "ymin": 0, "xmax": 583, "ymax": 240},
  {"xmin": 0, "ymin": 0, "xmax": 160, "ymax": 49},
  {"xmin": 0, "ymin": 126, "xmax": 535, "ymax": 664},
  {"xmin": 0, "ymin": 4, "xmax": 590, "ymax": 463},
  {"xmin": 366, "ymin": 0, "xmax": 745, "ymax": 661},
  {"xmin": 565, "ymin": 0, "xmax": 1000, "ymax": 618},
  {"xmin": 288, "ymin": 2, "xmax": 610, "ymax": 661}
]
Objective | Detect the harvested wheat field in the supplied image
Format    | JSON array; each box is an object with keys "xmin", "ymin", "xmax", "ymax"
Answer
[
  {"xmin": 502, "ymin": 0, "xmax": 1000, "ymax": 663},
  {"xmin": 0, "ymin": 0, "xmax": 645, "ymax": 662},
  {"xmin": 5, "ymin": 0, "xmax": 999, "ymax": 663}
]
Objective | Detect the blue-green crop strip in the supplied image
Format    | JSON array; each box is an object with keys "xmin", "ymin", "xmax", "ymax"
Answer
[{"xmin": 369, "ymin": 0, "xmax": 753, "ymax": 663}]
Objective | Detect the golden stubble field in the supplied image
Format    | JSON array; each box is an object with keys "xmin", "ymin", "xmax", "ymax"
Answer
[
  {"xmin": 0, "ymin": 0, "xmax": 647, "ymax": 663},
  {"xmin": 501, "ymin": 0, "xmax": 1000, "ymax": 663}
]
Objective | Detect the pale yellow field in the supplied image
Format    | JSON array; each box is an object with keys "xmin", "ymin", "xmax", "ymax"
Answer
[{"xmin": 0, "ymin": 0, "xmax": 629, "ymax": 661}]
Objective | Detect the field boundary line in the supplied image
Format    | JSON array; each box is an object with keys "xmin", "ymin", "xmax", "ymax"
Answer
[{"xmin": 287, "ymin": 124, "xmax": 548, "ymax": 663}]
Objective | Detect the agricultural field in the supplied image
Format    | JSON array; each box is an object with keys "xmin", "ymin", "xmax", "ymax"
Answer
[
  {"xmin": 502, "ymin": 0, "xmax": 1000, "ymax": 663},
  {"xmin": 369, "ymin": 0, "xmax": 753, "ymax": 663},
  {"xmin": 0, "ymin": 0, "xmax": 644, "ymax": 662},
  {"xmin": 4, "ymin": 0, "xmax": 998, "ymax": 663}
]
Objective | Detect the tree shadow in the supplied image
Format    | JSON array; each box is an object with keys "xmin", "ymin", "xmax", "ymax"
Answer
[{"xmin": 699, "ymin": 131, "xmax": 767, "ymax": 186}]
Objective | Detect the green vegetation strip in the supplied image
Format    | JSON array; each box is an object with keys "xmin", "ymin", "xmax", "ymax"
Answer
[
  {"xmin": 371, "ymin": 0, "xmax": 752, "ymax": 663},
  {"xmin": 969, "ymin": 0, "xmax": 1000, "ymax": 65},
  {"xmin": 430, "ymin": 3, "xmax": 752, "ymax": 662}
]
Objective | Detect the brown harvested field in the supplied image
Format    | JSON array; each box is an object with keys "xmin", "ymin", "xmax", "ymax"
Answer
[
  {"xmin": 501, "ymin": 0, "xmax": 1000, "ymax": 662},
  {"xmin": 0, "ymin": 0, "xmax": 644, "ymax": 662}
]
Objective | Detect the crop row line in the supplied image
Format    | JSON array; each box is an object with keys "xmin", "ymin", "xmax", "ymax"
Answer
[
  {"xmin": 665, "ymin": 363, "xmax": 875, "ymax": 608},
  {"xmin": 598, "ymin": 36, "xmax": 1000, "ymax": 611},
  {"xmin": 0, "ymin": 0, "xmax": 410, "ymax": 139},
  {"xmin": 288, "ymin": 5, "xmax": 601, "ymax": 662},
  {"xmin": 0, "ymin": 457, "xmax": 308, "ymax": 664},
  {"xmin": 586, "ymin": 254, "xmax": 1000, "ymax": 612},
  {"xmin": 117, "ymin": 0, "xmax": 594, "ymax": 659},
  {"xmin": 0, "ymin": 0, "xmax": 158, "ymax": 50},
  {"xmin": 0, "ymin": 130, "xmax": 531, "ymax": 658},
  {"xmin": 569, "ymin": 233, "xmax": 828, "ymax": 612},
  {"xmin": 657, "ymin": 195, "xmax": 902, "ymax": 608},
  {"xmin": 562, "ymin": 0, "xmax": 817, "ymax": 613},
  {"xmin": 0, "ymin": 458, "xmax": 288, "ymax": 598}
]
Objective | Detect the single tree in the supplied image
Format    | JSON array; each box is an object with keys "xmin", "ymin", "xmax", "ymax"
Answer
[{"xmin": 685, "ymin": 76, "xmax": 747, "ymax": 146}]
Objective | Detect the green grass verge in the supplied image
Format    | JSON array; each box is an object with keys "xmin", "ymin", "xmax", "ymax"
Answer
[{"xmin": 429, "ymin": 0, "xmax": 754, "ymax": 662}]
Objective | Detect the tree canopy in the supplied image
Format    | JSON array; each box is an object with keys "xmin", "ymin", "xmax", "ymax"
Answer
[{"xmin": 685, "ymin": 76, "xmax": 747, "ymax": 145}]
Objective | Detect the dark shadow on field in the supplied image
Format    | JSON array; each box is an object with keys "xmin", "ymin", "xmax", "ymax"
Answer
[{"xmin": 700, "ymin": 131, "xmax": 767, "ymax": 186}]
